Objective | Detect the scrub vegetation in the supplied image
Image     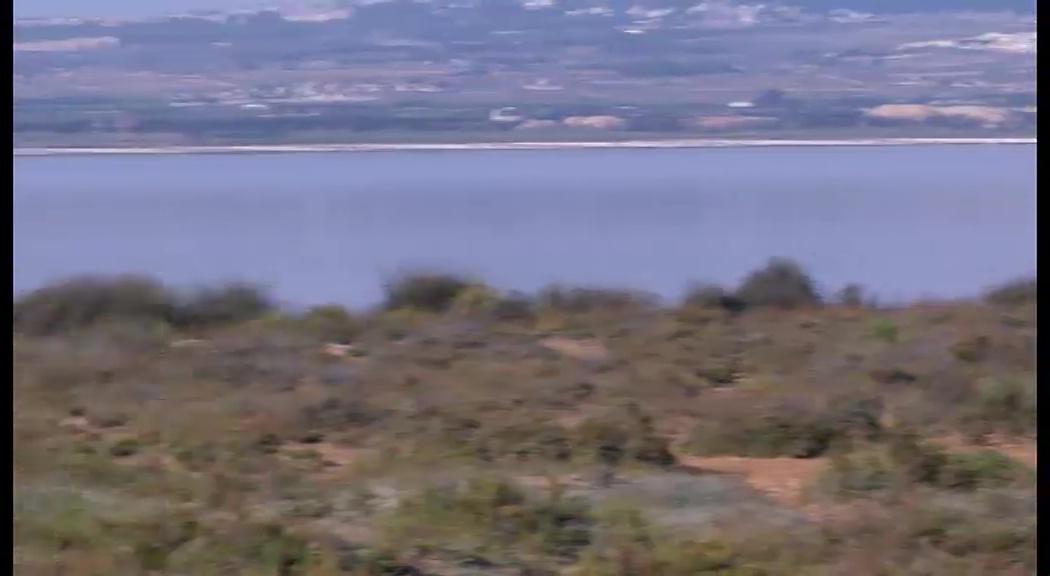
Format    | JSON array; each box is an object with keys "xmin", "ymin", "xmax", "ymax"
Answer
[{"xmin": 13, "ymin": 260, "xmax": 1036, "ymax": 575}]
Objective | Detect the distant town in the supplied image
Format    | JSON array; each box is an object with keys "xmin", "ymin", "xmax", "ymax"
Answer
[{"xmin": 13, "ymin": 0, "xmax": 1036, "ymax": 147}]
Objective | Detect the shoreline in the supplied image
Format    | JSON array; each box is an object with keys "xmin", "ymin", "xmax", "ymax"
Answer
[{"xmin": 13, "ymin": 137, "xmax": 1037, "ymax": 157}]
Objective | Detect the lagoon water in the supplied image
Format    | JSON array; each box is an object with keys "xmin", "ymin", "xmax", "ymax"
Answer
[{"xmin": 13, "ymin": 145, "xmax": 1036, "ymax": 307}]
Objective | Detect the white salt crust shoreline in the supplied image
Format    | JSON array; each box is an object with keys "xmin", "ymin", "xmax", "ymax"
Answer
[{"xmin": 13, "ymin": 137, "xmax": 1037, "ymax": 157}]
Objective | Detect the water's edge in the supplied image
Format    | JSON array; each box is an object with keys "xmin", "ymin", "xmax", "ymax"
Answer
[{"xmin": 13, "ymin": 137, "xmax": 1037, "ymax": 157}]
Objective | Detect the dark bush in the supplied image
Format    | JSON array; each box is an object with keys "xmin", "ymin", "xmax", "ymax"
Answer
[
  {"xmin": 690, "ymin": 399, "xmax": 837, "ymax": 458},
  {"xmin": 680, "ymin": 283, "xmax": 746, "ymax": 313},
  {"xmin": 689, "ymin": 394, "xmax": 882, "ymax": 459},
  {"xmin": 885, "ymin": 430, "xmax": 949, "ymax": 485},
  {"xmin": 824, "ymin": 394, "xmax": 885, "ymax": 442},
  {"xmin": 299, "ymin": 304, "xmax": 361, "ymax": 343},
  {"xmin": 490, "ymin": 291, "xmax": 537, "ymax": 323},
  {"xmin": 820, "ymin": 448, "xmax": 896, "ymax": 496},
  {"xmin": 937, "ymin": 450, "xmax": 1033, "ymax": 491},
  {"xmin": 478, "ymin": 422, "xmax": 574, "ymax": 462},
  {"xmin": 12, "ymin": 277, "xmax": 277, "ymax": 335},
  {"xmin": 573, "ymin": 406, "xmax": 676, "ymax": 467},
  {"xmin": 835, "ymin": 283, "xmax": 873, "ymax": 308},
  {"xmin": 13, "ymin": 275, "xmax": 176, "ymax": 335},
  {"xmin": 297, "ymin": 397, "xmax": 383, "ymax": 431},
  {"xmin": 108, "ymin": 438, "xmax": 142, "ymax": 458},
  {"xmin": 818, "ymin": 433, "xmax": 946, "ymax": 497},
  {"xmin": 734, "ymin": 258, "xmax": 822, "ymax": 309},
  {"xmin": 958, "ymin": 378, "xmax": 1037, "ymax": 439},
  {"xmin": 173, "ymin": 282, "xmax": 276, "ymax": 328},
  {"xmin": 406, "ymin": 408, "xmax": 671, "ymax": 467},
  {"xmin": 382, "ymin": 272, "xmax": 474, "ymax": 313},
  {"xmin": 982, "ymin": 277, "xmax": 1036, "ymax": 307},
  {"xmin": 186, "ymin": 335, "xmax": 313, "ymax": 388},
  {"xmin": 384, "ymin": 476, "xmax": 593, "ymax": 558},
  {"xmin": 820, "ymin": 433, "xmax": 1031, "ymax": 497}
]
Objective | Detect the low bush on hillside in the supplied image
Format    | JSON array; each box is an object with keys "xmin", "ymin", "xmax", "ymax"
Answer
[
  {"xmin": 171, "ymin": 282, "xmax": 277, "ymax": 328},
  {"xmin": 13, "ymin": 275, "xmax": 175, "ymax": 335},
  {"xmin": 382, "ymin": 271, "xmax": 477, "ymax": 313},
  {"xmin": 734, "ymin": 258, "xmax": 823, "ymax": 310},
  {"xmin": 982, "ymin": 276, "xmax": 1037, "ymax": 307},
  {"xmin": 381, "ymin": 475, "xmax": 593, "ymax": 559},
  {"xmin": 688, "ymin": 394, "xmax": 884, "ymax": 459},
  {"xmin": 957, "ymin": 377, "xmax": 1037, "ymax": 440},
  {"xmin": 680, "ymin": 283, "xmax": 746, "ymax": 313},
  {"xmin": 818, "ymin": 432, "xmax": 1034, "ymax": 497},
  {"xmin": 13, "ymin": 275, "xmax": 275, "ymax": 335}
]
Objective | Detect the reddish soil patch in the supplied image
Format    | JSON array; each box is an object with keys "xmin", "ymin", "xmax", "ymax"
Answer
[
  {"xmin": 311, "ymin": 442, "xmax": 365, "ymax": 467},
  {"xmin": 539, "ymin": 337, "xmax": 610, "ymax": 361},
  {"xmin": 675, "ymin": 454, "xmax": 826, "ymax": 507},
  {"xmin": 57, "ymin": 415, "xmax": 93, "ymax": 433}
]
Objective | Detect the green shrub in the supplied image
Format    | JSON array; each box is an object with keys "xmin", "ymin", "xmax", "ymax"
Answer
[
  {"xmin": 173, "ymin": 282, "xmax": 276, "ymax": 328},
  {"xmin": 490, "ymin": 291, "xmax": 537, "ymax": 323},
  {"xmin": 870, "ymin": 318, "xmax": 899, "ymax": 343},
  {"xmin": 818, "ymin": 437, "xmax": 944, "ymax": 498},
  {"xmin": 689, "ymin": 395, "xmax": 881, "ymax": 459},
  {"xmin": 107, "ymin": 438, "xmax": 141, "ymax": 458},
  {"xmin": 949, "ymin": 335, "xmax": 990, "ymax": 363},
  {"xmin": 12, "ymin": 277, "xmax": 277, "ymax": 335},
  {"xmin": 834, "ymin": 283, "xmax": 872, "ymax": 308},
  {"xmin": 450, "ymin": 283, "xmax": 503, "ymax": 316},
  {"xmin": 299, "ymin": 304, "xmax": 361, "ymax": 343},
  {"xmin": 407, "ymin": 408, "xmax": 674, "ymax": 468},
  {"xmin": 734, "ymin": 258, "xmax": 822, "ymax": 309},
  {"xmin": 819, "ymin": 447, "xmax": 897, "ymax": 496},
  {"xmin": 575, "ymin": 507, "xmax": 764, "ymax": 576},
  {"xmin": 897, "ymin": 493, "xmax": 1036, "ymax": 562},
  {"xmin": 959, "ymin": 377, "xmax": 1037, "ymax": 439},
  {"xmin": 884, "ymin": 430, "xmax": 950, "ymax": 485},
  {"xmin": 982, "ymin": 277, "xmax": 1036, "ymax": 307},
  {"xmin": 681, "ymin": 283, "xmax": 746, "ymax": 313},
  {"xmin": 937, "ymin": 450, "xmax": 1033, "ymax": 491},
  {"xmin": 382, "ymin": 272, "xmax": 475, "ymax": 313},
  {"xmin": 573, "ymin": 407, "xmax": 676, "ymax": 468},
  {"xmin": 690, "ymin": 413, "xmax": 834, "ymax": 459},
  {"xmin": 13, "ymin": 275, "xmax": 176, "ymax": 335},
  {"xmin": 478, "ymin": 422, "xmax": 575, "ymax": 463},
  {"xmin": 819, "ymin": 433, "xmax": 1031, "ymax": 497},
  {"xmin": 382, "ymin": 476, "xmax": 593, "ymax": 557},
  {"xmin": 126, "ymin": 514, "xmax": 200, "ymax": 572}
]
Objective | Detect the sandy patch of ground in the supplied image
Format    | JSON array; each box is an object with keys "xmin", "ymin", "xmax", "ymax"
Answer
[
  {"xmin": 671, "ymin": 436, "xmax": 1035, "ymax": 519},
  {"xmin": 539, "ymin": 337, "xmax": 610, "ymax": 361},
  {"xmin": 675, "ymin": 454, "xmax": 826, "ymax": 507}
]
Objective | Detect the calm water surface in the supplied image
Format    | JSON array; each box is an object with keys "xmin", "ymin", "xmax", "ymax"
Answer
[{"xmin": 13, "ymin": 145, "xmax": 1036, "ymax": 306}]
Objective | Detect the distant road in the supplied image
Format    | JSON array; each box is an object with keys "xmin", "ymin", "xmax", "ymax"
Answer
[{"xmin": 12, "ymin": 137, "xmax": 1038, "ymax": 157}]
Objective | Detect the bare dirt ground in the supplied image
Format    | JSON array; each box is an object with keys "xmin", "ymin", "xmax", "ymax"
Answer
[{"xmin": 675, "ymin": 438, "xmax": 1036, "ymax": 515}]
